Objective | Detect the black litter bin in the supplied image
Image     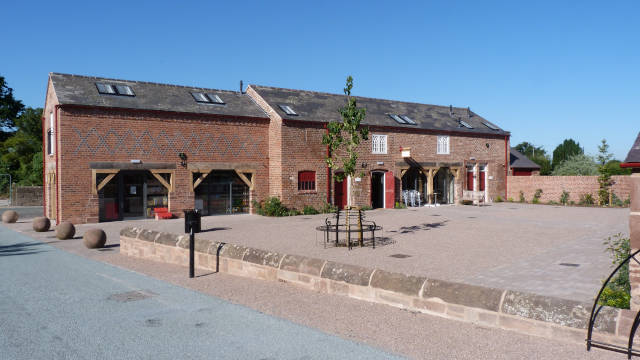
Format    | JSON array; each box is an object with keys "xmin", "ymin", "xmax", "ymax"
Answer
[{"xmin": 183, "ymin": 209, "xmax": 201, "ymax": 233}]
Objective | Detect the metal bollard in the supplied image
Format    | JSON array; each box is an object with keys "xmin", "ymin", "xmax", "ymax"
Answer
[{"xmin": 189, "ymin": 225, "xmax": 195, "ymax": 278}]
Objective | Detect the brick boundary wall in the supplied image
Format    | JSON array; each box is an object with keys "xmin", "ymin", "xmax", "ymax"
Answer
[
  {"xmin": 119, "ymin": 227, "xmax": 640, "ymax": 345},
  {"xmin": 12, "ymin": 186, "xmax": 43, "ymax": 206},
  {"xmin": 507, "ymin": 175, "xmax": 632, "ymax": 204}
]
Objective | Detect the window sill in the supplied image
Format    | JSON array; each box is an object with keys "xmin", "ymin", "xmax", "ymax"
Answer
[{"xmin": 298, "ymin": 190, "xmax": 318, "ymax": 194}]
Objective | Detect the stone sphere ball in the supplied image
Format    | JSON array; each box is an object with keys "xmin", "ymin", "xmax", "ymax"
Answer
[
  {"xmin": 56, "ymin": 222, "xmax": 76, "ymax": 240},
  {"xmin": 83, "ymin": 228, "xmax": 107, "ymax": 249},
  {"xmin": 2, "ymin": 210, "xmax": 18, "ymax": 223},
  {"xmin": 32, "ymin": 217, "xmax": 51, "ymax": 232}
]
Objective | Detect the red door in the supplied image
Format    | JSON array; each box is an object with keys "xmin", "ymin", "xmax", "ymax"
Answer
[
  {"xmin": 466, "ymin": 169, "xmax": 474, "ymax": 191},
  {"xmin": 334, "ymin": 178, "xmax": 347, "ymax": 209},
  {"xmin": 479, "ymin": 169, "xmax": 486, "ymax": 191},
  {"xmin": 384, "ymin": 171, "xmax": 395, "ymax": 209}
]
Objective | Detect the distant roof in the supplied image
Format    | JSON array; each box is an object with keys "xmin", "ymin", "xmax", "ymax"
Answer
[
  {"xmin": 623, "ymin": 132, "xmax": 640, "ymax": 164},
  {"xmin": 249, "ymin": 85, "xmax": 509, "ymax": 136},
  {"xmin": 510, "ymin": 148, "xmax": 541, "ymax": 169},
  {"xmin": 48, "ymin": 73, "xmax": 267, "ymax": 119}
]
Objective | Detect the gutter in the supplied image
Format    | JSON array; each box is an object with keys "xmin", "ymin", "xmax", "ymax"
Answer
[
  {"xmin": 620, "ymin": 162, "xmax": 640, "ymax": 168},
  {"xmin": 504, "ymin": 135, "xmax": 509, "ymax": 199},
  {"xmin": 41, "ymin": 116, "xmax": 46, "ymax": 216},
  {"xmin": 55, "ymin": 104, "xmax": 60, "ymax": 225}
]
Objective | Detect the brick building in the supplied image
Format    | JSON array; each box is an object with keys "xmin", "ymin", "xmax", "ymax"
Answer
[
  {"xmin": 43, "ymin": 73, "xmax": 510, "ymax": 224},
  {"xmin": 509, "ymin": 148, "xmax": 541, "ymax": 176}
]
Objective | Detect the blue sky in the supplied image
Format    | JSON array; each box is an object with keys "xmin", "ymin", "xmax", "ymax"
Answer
[{"xmin": 2, "ymin": 0, "xmax": 638, "ymax": 159}]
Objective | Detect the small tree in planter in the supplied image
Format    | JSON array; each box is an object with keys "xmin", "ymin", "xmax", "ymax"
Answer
[{"xmin": 322, "ymin": 76, "xmax": 369, "ymax": 245}]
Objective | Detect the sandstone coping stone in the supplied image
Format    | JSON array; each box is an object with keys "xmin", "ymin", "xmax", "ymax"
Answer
[
  {"xmin": 206, "ymin": 242, "xmax": 224, "ymax": 256},
  {"xmin": 120, "ymin": 227, "xmax": 142, "ymax": 239},
  {"xmin": 155, "ymin": 232, "xmax": 180, "ymax": 246},
  {"xmin": 500, "ymin": 290, "xmax": 617, "ymax": 333},
  {"xmin": 279, "ymin": 254, "xmax": 326, "ymax": 276},
  {"xmin": 422, "ymin": 279, "xmax": 503, "ymax": 312},
  {"xmin": 175, "ymin": 235, "xmax": 191, "ymax": 249},
  {"xmin": 194, "ymin": 238, "xmax": 213, "ymax": 253},
  {"xmin": 138, "ymin": 229, "xmax": 161, "ymax": 242},
  {"xmin": 370, "ymin": 269, "xmax": 426, "ymax": 297},
  {"xmin": 219, "ymin": 243, "xmax": 250, "ymax": 260},
  {"xmin": 243, "ymin": 248, "xmax": 284, "ymax": 268},
  {"xmin": 321, "ymin": 261, "xmax": 374, "ymax": 287}
]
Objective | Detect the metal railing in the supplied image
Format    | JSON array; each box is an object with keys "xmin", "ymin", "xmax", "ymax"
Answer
[{"xmin": 587, "ymin": 248, "xmax": 640, "ymax": 359}]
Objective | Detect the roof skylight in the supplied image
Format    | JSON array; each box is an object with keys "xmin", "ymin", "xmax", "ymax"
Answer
[
  {"xmin": 483, "ymin": 122, "xmax": 499, "ymax": 130},
  {"xmin": 279, "ymin": 105, "xmax": 298, "ymax": 116},
  {"xmin": 459, "ymin": 120, "xmax": 473, "ymax": 129},
  {"xmin": 207, "ymin": 94, "xmax": 225, "ymax": 104},
  {"xmin": 388, "ymin": 114, "xmax": 407, "ymax": 124},
  {"xmin": 96, "ymin": 82, "xmax": 135, "ymax": 97},
  {"xmin": 399, "ymin": 115, "xmax": 417, "ymax": 125},
  {"xmin": 191, "ymin": 92, "xmax": 210, "ymax": 103},
  {"xmin": 96, "ymin": 83, "xmax": 116, "ymax": 95}
]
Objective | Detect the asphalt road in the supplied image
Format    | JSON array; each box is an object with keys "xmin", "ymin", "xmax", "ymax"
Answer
[{"xmin": 0, "ymin": 225, "xmax": 401, "ymax": 360}]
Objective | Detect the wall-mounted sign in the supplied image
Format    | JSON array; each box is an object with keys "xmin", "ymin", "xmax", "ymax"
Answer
[{"xmin": 401, "ymin": 149, "xmax": 411, "ymax": 158}]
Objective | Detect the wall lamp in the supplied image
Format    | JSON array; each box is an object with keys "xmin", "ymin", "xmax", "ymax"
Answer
[{"xmin": 178, "ymin": 152, "xmax": 187, "ymax": 167}]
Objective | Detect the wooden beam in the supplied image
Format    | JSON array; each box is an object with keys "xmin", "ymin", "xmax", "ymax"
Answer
[
  {"xmin": 151, "ymin": 172, "xmax": 172, "ymax": 192},
  {"xmin": 234, "ymin": 170, "xmax": 254, "ymax": 190},
  {"xmin": 96, "ymin": 174, "xmax": 116, "ymax": 193},
  {"xmin": 193, "ymin": 172, "xmax": 209, "ymax": 190}
]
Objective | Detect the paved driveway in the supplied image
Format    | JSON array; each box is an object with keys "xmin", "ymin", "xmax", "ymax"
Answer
[
  {"xmin": 3, "ymin": 203, "xmax": 628, "ymax": 302},
  {"xmin": 0, "ymin": 225, "xmax": 400, "ymax": 360}
]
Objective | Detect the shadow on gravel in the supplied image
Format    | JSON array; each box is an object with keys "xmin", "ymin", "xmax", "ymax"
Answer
[
  {"xmin": 199, "ymin": 227, "xmax": 230, "ymax": 233},
  {"xmin": 0, "ymin": 241, "xmax": 48, "ymax": 257},
  {"xmin": 398, "ymin": 220, "xmax": 448, "ymax": 234}
]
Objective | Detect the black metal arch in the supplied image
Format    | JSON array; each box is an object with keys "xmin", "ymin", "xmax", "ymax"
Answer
[{"xmin": 587, "ymin": 249, "xmax": 640, "ymax": 359}]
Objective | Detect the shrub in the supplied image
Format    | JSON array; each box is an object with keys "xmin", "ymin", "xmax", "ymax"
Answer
[
  {"xmin": 360, "ymin": 204, "xmax": 373, "ymax": 211},
  {"xmin": 255, "ymin": 197, "xmax": 289, "ymax": 217},
  {"xmin": 518, "ymin": 191, "xmax": 525, "ymax": 203},
  {"xmin": 302, "ymin": 205, "xmax": 319, "ymax": 215},
  {"xmin": 531, "ymin": 189, "xmax": 543, "ymax": 204},
  {"xmin": 494, "ymin": 196, "xmax": 503, "ymax": 203},
  {"xmin": 507, "ymin": 197, "xmax": 514, "ymax": 202},
  {"xmin": 394, "ymin": 201, "xmax": 407, "ymax": 209},
  {"xmin": 287, "ymin": 209, "xmax": 301, "ymax": 216},
  {"xmin": 600, "ymin": 233, "xmax": 631, "ymax": 309},
  {"xmin": 624, "ymin": 196, "xmax": 631, "ymax": 207},
  {"xmin": 560, "ymin": 190, "xmax": 570, "ymax": 205},
  {"xmin": 547, "ymin": 200, "xmax": 558, "ymax": 205},
  {"xmin": 579, "ymin": 193, "xmax": 595, "ymax": 206},
  {"xmin": 320, "ymin": 202, "xmax": 338, "ymax": 214}
]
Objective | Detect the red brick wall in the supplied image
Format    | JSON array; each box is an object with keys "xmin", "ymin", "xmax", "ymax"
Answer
[
  {"xmin": 507, "ymin": 175, "xmax": 633, "ymax": 203},
  {"xmin": 57, "ymin": 106, "xmax": 269, "ymax": 223}
]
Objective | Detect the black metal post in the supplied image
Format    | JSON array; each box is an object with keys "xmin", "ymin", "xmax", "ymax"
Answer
[{"xmin": 189, "ymin": 226, "xmax": 195, "ymax": 278}]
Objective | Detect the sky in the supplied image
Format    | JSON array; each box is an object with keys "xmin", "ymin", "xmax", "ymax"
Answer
[{"xmin": 2, "ymin": 0, "xmax": 638, "ymax": 160}]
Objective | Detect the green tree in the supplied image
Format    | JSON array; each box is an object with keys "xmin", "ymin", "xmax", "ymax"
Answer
[
  {"xmin": 551, "ymin": 154, "xmax": 598, "ymax": 176},
  {"xmin": 597, "ymin": 139, "xmax": 614, "ymax": 205},
  {"xmin": 322, "ymin": 75, "xmax": 369, "ymax": 207},
  {"xmin": 514, "ymin": 141, "xmax": 552, "ymax": 175},
  {"xmin": 552, "ymin": 139, "xmax": 583, "ymax": 170},
  {"xmin": 604, "ymin": 160, "xmax": 632, "ymax": 175},
  {"xmin": 0, "ymin": 76, "xmax": 25, "ymax": 141},
  {"xmin": 0, "ymin": 107, "xmax": 43, "ymax": 185}
]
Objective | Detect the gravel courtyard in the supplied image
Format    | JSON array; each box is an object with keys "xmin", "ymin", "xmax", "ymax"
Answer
[{"xmin": 6, "ymin": 203, "xmax": 629, "ymax": 303}]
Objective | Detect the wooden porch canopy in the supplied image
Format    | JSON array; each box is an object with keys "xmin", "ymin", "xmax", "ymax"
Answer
[
  {"xmin": 187, "ymin": 162, "xmax": 258, "ymax": 191},
  {"xmin": 90, "ymin": 162, "xmax": 175, "ymax": 195}
]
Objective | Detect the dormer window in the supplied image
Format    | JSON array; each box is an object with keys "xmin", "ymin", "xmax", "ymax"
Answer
[
  {"xmin": 279, "ymin": 105, "xmax": 298, "ymax": 116},
  {"xmin": 191, "ymin": 92, "xmax": 225, "ymax": 104},
  {"xmin": 96, "ymin": 83, "xmax": 135, "ymax": 96}
]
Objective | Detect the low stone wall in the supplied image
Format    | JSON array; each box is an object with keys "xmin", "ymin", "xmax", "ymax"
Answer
[
  {"xmin": 507, "ymin": 175, "xmax": 632, "ymax": 203},
  {"xmin": 12, "ymin": 186, "xmax": 43, "ymax": 206},
  {"xmin": 119, "ymin": 226, "xmax": 640, "ymax": 344}
]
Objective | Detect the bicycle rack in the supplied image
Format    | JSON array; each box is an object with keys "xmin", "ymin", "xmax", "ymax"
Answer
[{"xmin": 587, "ymin": 249, "xmax": 640, "ymax": 359}]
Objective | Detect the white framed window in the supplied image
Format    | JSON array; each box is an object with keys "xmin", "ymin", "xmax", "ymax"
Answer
[
  {"xmin": 437, "ymin": 135, "xmax": 449, "ymax": 155},
  {"xmin": 48, "ymin": 112, "xmax": 55, "ymax": 155},
  {"xmin": 371, "ymin": 134, "xmax": 387, "ymax": 154}
]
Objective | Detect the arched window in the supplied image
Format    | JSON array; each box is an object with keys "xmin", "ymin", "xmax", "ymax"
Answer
[{"xmin": 298, "ymin": 171, "xmax": 316, "ymax": 191}]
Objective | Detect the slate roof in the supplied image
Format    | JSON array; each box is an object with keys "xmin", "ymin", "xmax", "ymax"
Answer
[
  {"xmin": 624, "ymin": 132, "xmax": 640, "ymax": 163},
  {"xmin": 510, "ymin": 148, "xmax": 541, "ymax": 169},
  {"xmin": 49, "ymin": 73, "xmax": 267, "ymax": 119},
  {"xmin": 249, "ymin": 85, "xmax": 509, "ymax": 136}
]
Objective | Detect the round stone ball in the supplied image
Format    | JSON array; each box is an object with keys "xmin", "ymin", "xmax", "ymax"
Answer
[
  {"xmin": 83, "ymin": 228, "xmax": 106, "ymax": 249},
  {"xmin": 56, "ymin": 222, "xmax": 76, "ymax": 240},
  {"xmin": 2, "ymin": 210, "xmax": 18, "ymax": 223},
  {"xmin": 32, "ymin": 217, "xmax": 51, "ymax": 232}
]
